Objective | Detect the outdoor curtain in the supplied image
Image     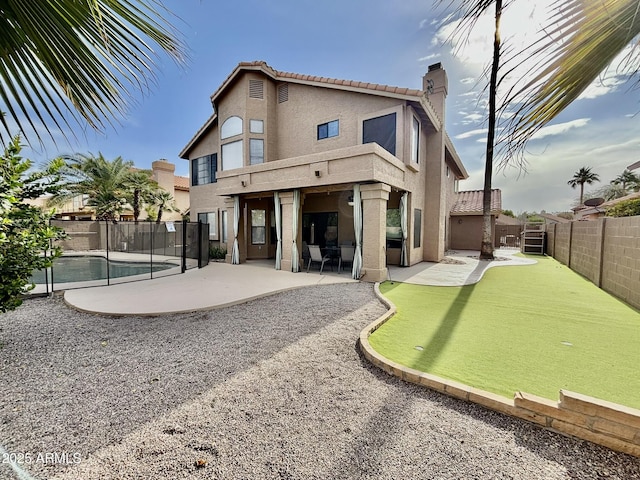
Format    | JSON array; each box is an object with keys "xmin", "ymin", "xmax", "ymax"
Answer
[
  {"xmin": 274, "ymin": 192, "xmax": 282, "ymax": 270},
  {"xmin": 352, "ymin": 184, "xmax": 363, "ymax": 280},
  {"xmin": 400, "ymin": 191, "xmax": 408, "ymax": 267},
  {"xmin": 231, "ymin": 195, "xmax": 240, "ymax": 264},
  {"xmin": 292, "ymin": 189, "xmax": 300, "ymax": 272}
]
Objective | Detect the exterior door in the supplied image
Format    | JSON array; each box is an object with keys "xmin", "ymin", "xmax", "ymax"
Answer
[{"xmin": 247, "ymin": 199, "xmax": 270, "ymax": 259}]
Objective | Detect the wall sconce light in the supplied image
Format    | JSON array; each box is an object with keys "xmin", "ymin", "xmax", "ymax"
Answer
[
  {"xmin": 315, "ymin": 170, "xmax": 321, "ymax": 177},
  {"xmin": 241, "ymin": 181, "xmax": 247, "ymax": 187},
  {"xmin": 347, "ymin": 195, "xmax": 354, "ymax": 207},
  {"xmin": 458, "ymin": 218, "xmax": 463, "ymax": 224}
]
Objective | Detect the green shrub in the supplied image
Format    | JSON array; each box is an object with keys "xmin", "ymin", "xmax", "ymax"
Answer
[
  {"xmin": 0, "ymin": 137, "xmax": 66, "ymax": 311},
  {"xmin": 209, "ymin": 245, "xmax": 227, "ymax": 259},
  {"xmin": 607, "ymin": 198, "xmax": 640, "ymax": 217}
]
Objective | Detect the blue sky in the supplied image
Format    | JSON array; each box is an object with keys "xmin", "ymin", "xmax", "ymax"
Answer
[{"xmin": 20, "ymin": 0, "xmax": 640, "ymax": 213}]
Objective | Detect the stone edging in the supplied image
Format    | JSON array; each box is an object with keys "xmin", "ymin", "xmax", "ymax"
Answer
[{"xmin": 358, "ymin": 283, "xmax": 640, "ymax": 458}]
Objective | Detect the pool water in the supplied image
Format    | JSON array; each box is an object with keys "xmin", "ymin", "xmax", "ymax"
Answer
[{"xmin": 30, "ymin": 256, "xmax": 174, "ymax": 284}]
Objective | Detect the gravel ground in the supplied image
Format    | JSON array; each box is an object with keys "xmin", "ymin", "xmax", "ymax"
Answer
[{"xmin": 0, "ymin": 284, "xmax": 639, "ymax": 479}]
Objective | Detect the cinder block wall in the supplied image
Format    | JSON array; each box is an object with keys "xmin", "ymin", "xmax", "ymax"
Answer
[
  {"xmin": 601, "ymin": 217, "xmax": 640, "ymax": 309},
  {"xmin": 51, "ymin": 220, "xmax": 102, "ymax": 251},
  {"xmin": 554, "ymin": 223, "xmax": 571, "ymax": 265},
  {"xmin": 549, "ymin": 217, "xmax": 640, "ymax": 310},
  {"xmin": 569, "ymin": 220, "xmax": 603, "ymax": 284}
]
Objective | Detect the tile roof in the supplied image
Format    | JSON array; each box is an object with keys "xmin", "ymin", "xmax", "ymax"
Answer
[
  {"xmin": 174, "ymin": 176, "xmax": 190, "ymax": 191},
  {"xmin": 211, "ymin": 61, "xmax": 423, "ymax": 103},
  {"xmin": 451, "ymin": 189, "xmax": 502, "ymax": 215}
]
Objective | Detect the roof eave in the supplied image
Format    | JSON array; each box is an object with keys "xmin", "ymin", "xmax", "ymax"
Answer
[
  {"xmin": 445, "ymin": 134, "xmax": 468, "ymax": 179},
  {"xmin": 179, "ymin": 113, "xmax": 218, "ymax": 159}
]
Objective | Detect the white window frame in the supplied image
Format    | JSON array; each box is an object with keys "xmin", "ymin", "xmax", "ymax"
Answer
[
  {"xmin": 411, "ymin": 116, "xmax": 420, "ymax": 164},
  {"xmin": 221, "ymin": 140, "xmax": 244, "ymax": 171},
  {"xmin": 197, "ymin": 211, "xmax": 218, "ymax": 240},
  {"xmin": 221, "ymin": 116, "xmax": 243, "ymax": 139},
  {"xmin": 250, "ymin": 119, "xmax": 264, "ymax": 134}
]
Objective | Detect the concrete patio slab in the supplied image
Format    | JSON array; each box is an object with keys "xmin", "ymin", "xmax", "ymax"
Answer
[
  {"xmin": 387, "ymin": 248, "xmax": 536, "ymax": 286},
  {"xmin": 64, "ymin": 260, "xmax": 356, "ymax": 316}
]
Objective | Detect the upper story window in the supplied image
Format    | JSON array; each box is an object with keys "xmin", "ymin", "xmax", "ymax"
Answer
[
  {"xmin": 250, "ymin": 119, "xmax": 264, "ymax": 134},
  {"xmin": 317, "ymin": 120, "xmax": 339, "ymax": 140},
  {"xmin": 221, "ymin": 140, "xmax": 243, "ymax": 171},
  {"xmin": 363, "ymin": 113, "xmax": 396, "ymax": 156},
  {"xmin": 250, "ymin": 139, "xmax": 264, "ymax": 165},
  {"xmin": 411, "ymin": 116, "xmax": 419, "ymax": 164},
  {"xmin": 221, "ymin": 116, "xmax": 242, "ymax": 139},
  {"xmin": 191, "ymin": 154, "xmax": 217, "ymax": 186}
]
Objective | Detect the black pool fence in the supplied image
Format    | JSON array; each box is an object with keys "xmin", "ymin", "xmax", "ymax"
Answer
[{"xmin": 35, "ymin": 219, "xmax": 209, "ymax": 294}]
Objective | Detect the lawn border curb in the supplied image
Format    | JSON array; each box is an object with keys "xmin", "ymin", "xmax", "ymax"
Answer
[{"xmin": 358, "ymin": 282, "xmax": 640, "ymax": 458}]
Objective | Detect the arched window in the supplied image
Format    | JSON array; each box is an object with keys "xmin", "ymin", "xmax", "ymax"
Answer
[{"xmin": 221, "ymin": 116, "xmax": 243, "ymax": 139}]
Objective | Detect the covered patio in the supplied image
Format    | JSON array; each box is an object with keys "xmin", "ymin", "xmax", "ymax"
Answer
[{"xmin": 216, "ymin": 144, "xmax": 413, "ymax": 282}]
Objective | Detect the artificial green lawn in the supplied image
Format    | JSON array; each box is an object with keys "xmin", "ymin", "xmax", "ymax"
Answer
[{"xmin": 371, "ymin": 255, "xmax": 640, "ymax": 409}]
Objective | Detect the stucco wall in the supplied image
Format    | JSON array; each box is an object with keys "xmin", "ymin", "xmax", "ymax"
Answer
[
  {"xmin": 184, "ymin": 67, "xmax": 457, "ymax": 266},
  {"xmin": 449, "ymin": 215, "xmax": 496, "ymax": 251}
]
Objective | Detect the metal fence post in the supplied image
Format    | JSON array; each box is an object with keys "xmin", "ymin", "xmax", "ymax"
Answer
[
  {"xmin": 197, "ymin": 220, "xmax": 203, "ymax": 269},
  {"xmin": 150, "ymin": 222, "xmax": 154, "ymax": 279},
  {"xmin": 182, "ymin": 219, "xmax": 187, "ymax": 273},
  {"xmin": 105, "ymin": 219, "xmax": 111, "ymax": 286}
]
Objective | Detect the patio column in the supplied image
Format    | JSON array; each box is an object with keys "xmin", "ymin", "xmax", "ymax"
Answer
[
  {"xmin": 279, "ymin": 192, "xmax": 294, "ymax": 272},
  {"xmin": 361, "ymin": 183, "xmax": 391, "ymax": 282}
]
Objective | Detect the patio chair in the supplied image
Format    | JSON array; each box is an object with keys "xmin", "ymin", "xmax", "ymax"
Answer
[
  {"xmin": 307, "ymin": 245, "xmax": 330, "ymax": 273},
  {"xmin": 338, "ymin": 245, "xmax": 355, "ymax": 273}
]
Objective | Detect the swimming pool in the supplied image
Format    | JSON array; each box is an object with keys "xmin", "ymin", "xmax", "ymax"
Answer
[{"xmin": 30, "ymin": 255, "xmax": 174, "ymax": 284}]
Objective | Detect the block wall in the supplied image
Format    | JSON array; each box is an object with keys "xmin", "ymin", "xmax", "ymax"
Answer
[{"xmin": 550, "ymin": 217, "xmax": 640, "ymax": 310}]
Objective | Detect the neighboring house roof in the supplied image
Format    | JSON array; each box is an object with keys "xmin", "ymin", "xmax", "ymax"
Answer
[
  {"xmin": 174, "ymin": 176, "xmax": 190, "ymax": 191},
  {"xmin": 496, "ymin": 214, "xmax": 521, "ymax": 225},
  {"xmin": 179, "ymin": 61, "xmax": 467, "ymax": 179},
  {"xmin": 538, "ymin": 213, "xmax": 571, "ymax": 224},
  {"xmin": 451, "ymin": 189, "xmax": 502, "ymax": 216},
  {"xmin": 628, "ymin": 160, "xmax": 640, "ymax": 171},
  {"xmin": 577, "ymin": 191, "xmax": 640, "ymax": 218}
]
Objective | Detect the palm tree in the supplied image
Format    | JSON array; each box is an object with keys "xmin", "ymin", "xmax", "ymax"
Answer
[
  {"xmin": 502, "ymin": 0, "xmax": 640, "ymax": 153},
  {"xmin": 568, "ymin": 167, "xmax": 600, "ymax": 206},
  {"xmin": 125, "ymin": 170, "xmax": 158, "ymax": 223},
  {"xmin": 152, "ymin": 190, "xmax": 177, "ymax": 224},
  {"xmin": 51, "ymin": 153, "xmax": 133, "ymax": 221},
  {"xmin": 612, "ymin": 170, "xmax": 640, "ymax": 193},
  {"xmin": 440, "ymin": 0, "xmax": 508, "ymax": 259},
  {"xmin": 0, "ymin": 1, "xmax": 185, "ymax": 146}
]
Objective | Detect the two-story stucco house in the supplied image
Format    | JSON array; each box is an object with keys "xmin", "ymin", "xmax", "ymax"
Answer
[{"xmin": 179, "ymin": 61, "xmax": 468, "ymax": 282}]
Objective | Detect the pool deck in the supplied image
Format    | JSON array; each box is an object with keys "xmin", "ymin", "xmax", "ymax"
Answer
[
  {"xmin": 59, "ymin": 249, "xmax": 532, "ymax": 316},
  {"xmin": 63, "ymin": 259, "xmax": 357, "ymax": 316}
]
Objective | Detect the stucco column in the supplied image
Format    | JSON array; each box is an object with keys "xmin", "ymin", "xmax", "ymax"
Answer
[
  {"xmin": 279, "ymin": 192, "xmax": 294, "ymax": 272},
  {"xmin": 360, "ymin": 183, "xmax": 391, "ymax": 282},
  {"xmin": 224, "ymin": 197, "xmax": 246, "ymax": 264}
]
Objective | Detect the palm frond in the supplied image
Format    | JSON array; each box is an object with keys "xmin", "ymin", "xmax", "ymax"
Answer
[
  {"xmin": 503, "ymin": 0, "xmax": 640, "ymax": 156},
  {"xmin": 0, "ymin": 0, "xmax": 186, "ymax": 146}
]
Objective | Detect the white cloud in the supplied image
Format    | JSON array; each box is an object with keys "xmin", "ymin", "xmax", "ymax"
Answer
[
  {"xmin": 418, "ymin": 53, "xmax": 440, "ymax": 62},
  {"xmin": 578, "ymin": 77, "xmax": 626, "ymax": 100},
  {"xmin": 455, "ymin": 128, "xmax": 488, "ymax": 140},
  {"xmin": 460, "ymin": 77, "xmax": 475, "ymax": 85},
  {"xmin": 530, "ymin": 118, "xmax": 590, "ymax": 140}
]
